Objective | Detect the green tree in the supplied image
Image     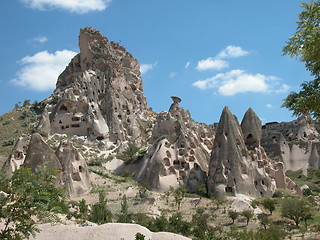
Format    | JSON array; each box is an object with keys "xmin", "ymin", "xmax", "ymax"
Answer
[
  {"xmin": 191, "ymin": 208, "xmax": 210, "ymax": 239},
  {"xmin": 281, "ymin": 197, "xmax": 313, "ymax": 227},
  {"xmin": 78, "ymin": 199, "xmax": 88, "ymax": 218},
  {"xmin": 168, "ymin": 212, "xmax": 192, "ymax": 236},
  {"xmin": 173, "ymin": 187, "xmax": 187, "ymax": 210},
  {"xmin": 0, "ymin": 167, "xmax": 66, "ymax": 240},
  {"xmin": 241, "ymin": 210, "xmax": 254, "ymax": 226},
  {"xmin": 228, "ymin": 210, "xmax": 239, "ymax": 224},
  {"xmin": 119, "ymin": 143, "xmax": 144, "ymax": 164},
  {"xmin": 197, "ymin": 184, "xmax": 207, "ymax": 199},
  {"xmin": 135, "ymin": 232, "xmax": 145, "ymax": 240},
  {"xmin": 22, "ymin": 99, "xmax": 31, "ymax": 107},
  {"xmin": 257, "ymin": 214, "xmax": 270, "ymax": 230},
  {"xmin": 211, "ymin": 196, "xmax": 224, "ymax": 209},
  {"xmin": 118, "ymin": 194, "xmax": 131, "ymax": 223},
  {"xmin": 261, "ymin": 198, "xmax": 277, "ymax": 215},
  {"xmin": 282, "ymin": 1, "xmax": 320, "ymax": 119},
  {"xmin": 90, "ymin": 191, "xmax": 113, "ymax": 224}
]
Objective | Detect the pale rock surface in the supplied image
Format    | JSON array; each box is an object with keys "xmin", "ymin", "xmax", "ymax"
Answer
[
  {"xmin": 2, "ymin": 136, "xmax": 28, "ymax": 175},
  {"xmin": 55, "ymin": 141, "xmax": 90, "ymax": 197},
  {"xmin": 136, "ymin": 97, "xmax": 214, "ymax": 192},
  {"xmin": 261, "ymin": 114, "xmax": 320, "ymax": 172},
  {"xmin": 208, "ymin": 107, "xmax": 276, "ymax": 198},
  {"xmin": 36, "ymin": 106, "xmax": 51, "ymax": 137},
  {"xmin": 48, "ymin": 27, "xmax": 149, "ymax": 143},
  {"xmin": 29, "ymin": 223, "xmax": 191, "ymax": 240},
  {"xmin": 23, "ymin": 133, "xmax": 62, "ymax": 171},
  {"xmin": 231, "ymin": 199, "xmax": 254, "ymax": 213}
]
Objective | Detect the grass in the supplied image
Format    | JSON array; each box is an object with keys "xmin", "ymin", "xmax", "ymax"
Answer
[{"xmin": 0, "ymin": 106, "xmax": 40, "ymax": 166}]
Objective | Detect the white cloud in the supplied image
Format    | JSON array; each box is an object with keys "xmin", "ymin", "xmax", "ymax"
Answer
[
  {"xmin": 217, "ymin": 45, "xmax": 249, "ymax": 59},
  {"xmin": 192, "ymin": 69, "xmax": 287, "ymax": 96},
  {"xmin": 195, "ymin": 45, "xmax": 248, "ymax": 71},
  {"xmin": 33, "ymin": 36, "xmax": 48, "ymax": 43},
  {"xmin": 11, "ymin": 50, "xmax": 77, "ymax": 91},
  {"xmin": 185, "ymin": 61, "xmax": 191, "ymax": 69},
  {"xmin": 266, "ymin": 104, "xmax": 273, "ymax": 109},
  {"xmin": 21, "ymin": 0, "xmax": 111, "ymax": 14},
  {"xmin": 169, "ymin": 72, "xmax": 176, "ymax": 78},
  {"xmin": 196, "ymin": 58, "xmax": 228, "ymax": 71},
  {"xmin": 140, "ymin": 62, "xmax": 158, "ymax": 75},
  {"xmin": 275, "ymin": 84, "xmax": 291, "ymax": 93}
]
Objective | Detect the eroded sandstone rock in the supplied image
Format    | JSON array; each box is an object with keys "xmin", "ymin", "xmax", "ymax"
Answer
[
  {"xmin": 2, "ymin": 136, "xmax": 28, "ymax": 175},
  {"xmin": 261, "ymin": 114, "xmax": 320, "ymax": 171},
  {"xmin": 208, "ymin": 107, "xmax": 276, "ymax": 198},
  {"xmin": 55, "ymin": 141, "xmax": 90, "ymax": 197},
  {"xmin": 49, "ymin": 27, "xmax": 148, "ymax": 143},
  {"xmin": 136, "ymin": 97, "xmax": 213, "ymax": 192}
]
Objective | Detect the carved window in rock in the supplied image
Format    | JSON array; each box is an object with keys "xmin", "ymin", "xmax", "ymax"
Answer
[
  {"xmin": 179, "ymin": 170, "xmax": 186, "ymax": 180},
  {"xmin": 194, "ymin": 163, "xmax": 200, "ymax": 171},
  {"xmin": 96, "ymin": 136, "xmax": 104, "ymax": 141},
  {"xmin": 71, "ymin": 124, "xmax": 80, "ymax": 128},
  {"xmin": 245, "ymin": 133, "xmax": 258, "ymax": 150},
  {"xmin": 59, "ymin": 105, "xmax": 68, "ymax": 112},
  {"xmin": 173, "ymin": 160, "xmax": 181, "ymax": 169},
  {"xmin": 72, "ymin": 117, "xmax": 81, "ymax": 122},
  {"xmin": 163, "ymin": 157, "xmax": 170, "ymax": 166},
  {"xmin": 225, "ymin": 186, "xmax": 233, "ymax": 193},
  {"xmin": 14, "ymin": 151, "xmax": 23, "ymax": 159}
]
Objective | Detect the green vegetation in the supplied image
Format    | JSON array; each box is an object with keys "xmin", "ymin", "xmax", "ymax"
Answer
[
  {"xmin": 0, "ymin": 100, "xmax": 43, "ymax": 166},
  {"xmin": 282, "ymin": 0, "xmax": 320, "ymax": 119},
  {"xmin": 241, "ymin": 210, "xmax": 254, "ymax": 226},
  {"xmin": 281, "ymin": 197, "xmax": 314, "ymax": 227},
  {"xmin": 0, "ymin": 166, "xmax": 67, "ymax": 240},
  {"xmin": 135, "ymin": 232, "xmax": 145, "ymax": 240},
  {"xmin": 228, "ymin": 210, "xmax": 239, "ymax": 224},
  {"xmin": 89, "ymin": 191, "xmax": 113, "ymax": 224},
  {"xmin": 286, "ymin": 168, "xmax": 320, "ymax": 194},
  {"xmin": 116, "ymin": 143, "xmax": 145, "ymax": 164}
]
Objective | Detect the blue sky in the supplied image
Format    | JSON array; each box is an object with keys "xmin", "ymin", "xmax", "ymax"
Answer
[{"xmin": 0, "ymin": 0, "xmax": 313, "ymax": 125}]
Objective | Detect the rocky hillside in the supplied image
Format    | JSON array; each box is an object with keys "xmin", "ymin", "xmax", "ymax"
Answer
[{"xmin": 1, "ymin": 27, "xmax": 320, "ymax": 199}]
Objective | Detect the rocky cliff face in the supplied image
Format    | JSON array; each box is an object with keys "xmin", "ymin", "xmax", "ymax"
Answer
[
  {"xmin": 49, "ymin": 27, "xmax": 148, "ymax": 143},
  {"xmin": 136, "ymin": 97, "xmax": 214, "ymax": 192},
  {"xmin": 208, "ymin": 107, "xmax": 277, "ymax": 198},
  {"xmin": 3, "ymin": 27, "xmax": 318, "ymax": 198},
  {"xmin": 261, "ymin": 115, "xmax": 320, "ymax": 172},
  {"xmin": 3, "ymin": 133, "xmax": 90, "ymax": 197}
]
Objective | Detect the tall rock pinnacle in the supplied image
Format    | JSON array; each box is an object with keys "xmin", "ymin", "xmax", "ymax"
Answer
[
  {"xmin": 208, "ymin": 107, "xmax": 276, "ymax": 198},
  {"xmin": 49, "ymin": 27, "xmax": 148, "ymax": 143}
]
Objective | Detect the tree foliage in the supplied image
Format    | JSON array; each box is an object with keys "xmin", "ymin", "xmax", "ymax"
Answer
[
  {"xmin": 89, "ymin": 192, "xmax": 113, "ymax": 224},
  {"xmin": 260, "ymin": 198, "xmax": 277, "ymax": 215},
  {"xmin": 118, "ymin": 143, "xmax": 145, "ymax": 164},
  {"xmin": 228, "ymin": 210, "xmax": 239, "ymax": 224},
  {"xmin": 282, "ymin": 1, "xmax": 320, "ymax": 119},
  {"xmin": 241, "ymin": 210, "xmax": 254, "ymax": 226},
  {"xmin": 0, "ymin": 167, "xmax": 66, "ymax": 240},
  {"xmin": 281, "ymin": 197, "xmax": 313, "ymax": 227}
]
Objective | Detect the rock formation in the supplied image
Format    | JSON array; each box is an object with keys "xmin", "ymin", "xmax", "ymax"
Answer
[
  {"xmin": 208, "ymin": 107, "xmax": 276, "ymax": 198},
  {"xmin": 48, "ymin": 27, "xmax": 149, "ymax": 143},
  {"xmin": 55, "ymin": 141, "xmax": 90, "ymax": 197},
  {"xmin": 28, "ymin": 223, "xmax": 191, "ymax": 240},
  {"xmin": 2, "ymin": 133, "xmax": 90, "ymax": 197},
  {"xmin": 23, "ymin": 133, "xmax": 62, "ymax": 171},
  {"xmin": 2, "ymin": 136, "xmax": 28, "ymax": 176},
  {"xmin": 36, "ymin": 106, "xmax": 51, "ymax": 137},
  {"xmin": 136, "ymin": 97, "xmax": 214, "ymax": 192},
  {"xmin": 3, "ymin": 26, "xmax": 317, "ymax": 199},
  {"xmin": 261, "ymin": 114, "xmax": 320, "ymax": 171}
]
